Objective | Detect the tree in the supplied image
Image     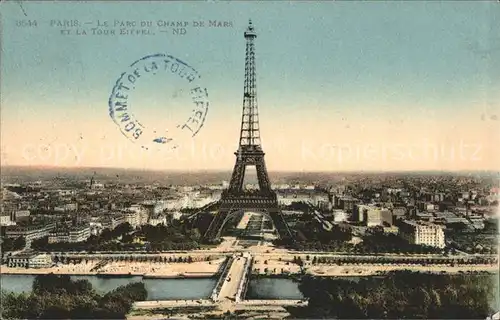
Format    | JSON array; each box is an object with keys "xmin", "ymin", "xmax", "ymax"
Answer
[
  {"xmin": 294, "ymin": 271, "xmax": 495, "ymax": 320},
  {"xmin": 1, "ymin": 237, "xmax": 14, "ymax": 252},
  {"xmin": 72, "ymin": 279, "xmax": 94, "ymax": 295},
  {"xmin": 97, "ymin": 295, "xmax": 131, "ymax": 319},
  {"xmin": 122, "ymin": 234, "xmax": 133, "ymax": 243},
  {"xmin": 70, "ymin": 295, "xmax": 98, "ymax": 319},
  {"xmin": 296, "ymin": 256, "xmax": 303, "ymax": 266},
  {"xmin": 105, "ymin": 282, "xmax": 147, "ymax": 302},
  {"xmin": 3, "ymin": 275, "xmax": 147, "ymax": 320},
  {"xmin": 33, "ymin": 274, "xmax": 73, "ymax": 294},
  {"xmin": 13, "ymin": 236, "xmax": 26, "ymax": 250},
  {"xmin": 113, "ymin": 223, "xmax": 133, "ymax": 238},
  {"xmin": 31, "ymin": 236, "xmax": 50, "ymax": 251},
  {"xmin": 0, "ymin": 290, "xmax": 29, "ymax": 319},
  {"xmin": 189, "ymin": 228, "xmax": 201, "ymax": 240}
]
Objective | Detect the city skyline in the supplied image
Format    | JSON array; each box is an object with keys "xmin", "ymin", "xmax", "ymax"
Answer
[{"xmin": 1, "ymin": 1, "xmax": 499, "ymax": 171}]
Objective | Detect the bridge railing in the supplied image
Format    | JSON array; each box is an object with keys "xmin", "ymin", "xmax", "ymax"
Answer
[
  {"xmin": 210, "ymin": 255, "xmax": 234, "ymax": 302},
  {"xmin": 235, "ymin": 254, "xmax": 253, "ymax": 303}
]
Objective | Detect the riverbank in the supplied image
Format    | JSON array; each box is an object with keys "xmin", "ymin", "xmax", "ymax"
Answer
[
  {"xmin": 129, "ymin": 298, "xmax": 306, "ymax": 320},
  {"xmin": 0, "ymin": 258, "xmax": 225, "ymax": 278},
  {"xmin": 307, "ymin": 263, "xmax": 499, "ymax": 276},
  {"xmin": 251, "ymin": 256, "xmax": 498, "ymax": 277}
]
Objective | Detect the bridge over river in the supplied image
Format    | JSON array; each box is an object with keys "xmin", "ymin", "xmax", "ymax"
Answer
[{"xmin": 133, "ymin": 252, "xmax": 306, "ymax": 313}]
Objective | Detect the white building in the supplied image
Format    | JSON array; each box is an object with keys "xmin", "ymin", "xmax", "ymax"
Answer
[
  {"xmin": 124, "ymin": 211, "xmax": 141, "ymax": 228},
  {"xmin": 271, "ymin": 184, "xmax": 290, "ymax": 190},
  {"xmin": 14, "ymin": 210, "xmax": 30, "ymax": 221},
  {"xmin": 56, "ymin": 189, "xmax": 76, "ymax": 196},
  {"xmin": 7, "ymin": 252, "xmax": 52, "ymax": 268},
  {"xmin": 208, "ymin": 184, "xmax": 224, "ymax": 190},
  {"xmin": 155, "ymin": 198, "xmax": 187, "ymax": 211},
  {"xmin": 365, "ymin": 207, "xmax": 393, "ymax": 227},
  {"xmin": 54, "ymin": 203, "xmax": 77, "ymax": 212},
  {"xmin": 69, "ymin": 225, "xmax": 91, "ymax": 242},
  {"xmin": 89, "ymin": 222, "xmax": 103, "ymax": 235},
  {"xmin": 0, "ymin": 215, "xmax": 15, "ymax": 226},
  {"xmin": 127, "ymin": 205, "xmax": 149, "ymax": 226},
  {"xmin": 48, "ymin": 225, "xmax": 91, "ymax": 243},
  {"xmin": 311, "ymin": 194, "xmax": 329, "ymax": 206},
  {"xmin": 353, "ymin": 204, "xmax": 370, "ymax": 222},
  {"xmin": 282, "ymin": 210, "xmax": 304, "ymax": 216},
  {"xmin": 399, "ymin": 220, "xmax": 445, "ymax": 248},
  {"xmin": 91, "ymin": 183, "xmax": 105, "ymax": 190},
  {"xmin": 468, "ymin": 217, "xmax": 485, "ymax": 230},
  {"xmin": 332, "ymin": 209, "xmax": 348, "ymax": 222},
  {"xmin": 169, "ymin": 211, "xmax": 183, "ymax": 220},
  {"xmin": 149, "ymin": 216, "xmax": 167, "ymax": 226},
  {"xmin": 6, "ymin": 223, "xmax": 56, "ymax": 242},
  {"xmin": 277, "ymin": 192, "xmax": 312, "ymax": 205},
  {"xmin": 486, "ymin": 311, "xmax": 500, "ymax": 320},
  {"xmin": 101, "ymin": 214, "xmax": 126, "ymax": 230},
  {"xmin": 48, "ymin": 230, "xmax": 70, "ymax": 243}
]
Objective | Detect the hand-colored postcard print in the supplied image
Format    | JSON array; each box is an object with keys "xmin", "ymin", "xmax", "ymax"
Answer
[{"xmin": 0, "ymin": 1, "xmax": 499, "ymax": 319}]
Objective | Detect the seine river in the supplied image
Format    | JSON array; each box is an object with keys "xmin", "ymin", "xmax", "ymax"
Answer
[
  {"xmin": 3, "ymin": 274, "xmax": 496, "ymax": 304},
  {"xmin": 0, "ymin": 274, "xmax": 304, "ymax": 300},
  {"xmin": 0, "ymin": 275, "xmax": 217, "ymax": 300},
  {"xmin": 245, "ymin": 277, "xmax": 304, "ymax": 299}
]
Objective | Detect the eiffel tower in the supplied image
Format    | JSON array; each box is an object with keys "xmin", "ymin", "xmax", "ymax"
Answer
[{"xmin": 202, "ymin": 20, "xmax": 293, "ymax": 243}]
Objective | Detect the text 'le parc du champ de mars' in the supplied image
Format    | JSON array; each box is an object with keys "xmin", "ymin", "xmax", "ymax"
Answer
[{"xmin": 47, "ymin": 19, "xmax": 233, "ymax": 36}]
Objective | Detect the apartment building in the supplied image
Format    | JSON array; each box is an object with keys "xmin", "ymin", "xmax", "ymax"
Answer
[
  {"xmin": 48, "ymin": 225, "xmax": 91, "ymax": 243},
  {"xmin": 399, "ymin": 220, "xmax": 445, "ymax": 248},
  {"xmin": 7, "ymin": 252, "xmax": 52, "ymax": 268},
  {"xmin": 0, "ymin": 214, "xmax": 15, "ymax": 226},
  {"xmin": 5, "ymin": 222, "xmax": 56, "ymax": 242},
  {"xmin": 365, "ymin": 207, "xmax": 393, "ymax": 227}
]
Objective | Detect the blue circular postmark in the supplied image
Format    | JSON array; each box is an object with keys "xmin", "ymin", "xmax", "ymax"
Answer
[{"xmin": 108, "ymin": 53, "xmax": 209, "ymax": 150}]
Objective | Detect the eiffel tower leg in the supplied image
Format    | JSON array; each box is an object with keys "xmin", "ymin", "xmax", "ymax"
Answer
[
  {"xmin": 255, "ymin": 158, "xmax": 271, "ymax": 192},
  {"xmin": 203, "ymin": 210, "xmax": 228, "ymax": 242},
  {"xmin": 228, "ymin": 161, "xmax": 245, "ymax": 193},
  {"xmin": 267, "ymin": 206, "xmax": 294, "ymax": 242}
]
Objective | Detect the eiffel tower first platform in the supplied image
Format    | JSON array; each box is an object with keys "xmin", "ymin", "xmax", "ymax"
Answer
[{"xmin": 202, "ymin": 20, "xmax": 293, "ymax": 243}]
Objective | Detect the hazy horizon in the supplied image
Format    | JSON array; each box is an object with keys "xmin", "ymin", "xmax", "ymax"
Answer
[
  {"xmin": 2, "ymin": 165, "xmax": 498, "ymax": 189},
  {"xmin": 2, "ymin": 164, "xmax": 499, "ymax": 174}
]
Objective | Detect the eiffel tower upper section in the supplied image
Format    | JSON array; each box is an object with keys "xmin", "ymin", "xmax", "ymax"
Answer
[
  {"xmin": 225, "ymin": 19, "xmax": 274, "ymax": 196},
  {"xmin": 238, "ymin": 19, "xmax": 262, "ymax": 154}
]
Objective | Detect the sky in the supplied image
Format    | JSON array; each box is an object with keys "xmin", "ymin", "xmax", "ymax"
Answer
[{"xmin": 1, "ymin": 1, "xmax": 499, "ymax": 172}]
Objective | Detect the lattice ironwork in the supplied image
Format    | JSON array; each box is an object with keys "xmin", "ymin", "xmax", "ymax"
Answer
[{"xmin": 203, "ymin": 20, "xmax": 293, "ymax": 243}]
